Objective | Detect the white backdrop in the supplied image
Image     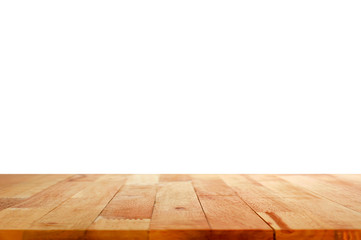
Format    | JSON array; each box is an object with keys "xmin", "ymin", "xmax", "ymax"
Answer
[{"xmin": 1, "ymin": 0, "xmax": 360, "ymax": 173}]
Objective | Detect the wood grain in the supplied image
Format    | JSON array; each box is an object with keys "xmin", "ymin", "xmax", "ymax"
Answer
[
  {"xmin": 0, "ymin": 174, "xmax": 360, "ymax": 240},
  {"xmin": 0, "ymin": 175, "xmax": 71, "ymax": 198},
  {"xmin": 149, "ymin": 181, "xmax": 210, "ymax": 240},
  {"xmin": 87, "ymin": 176, "xmax": 158, "ymax": 240},
  {"xmin": 192, "ymin": 175, "xmax": 236, "ymax": 196},
  {"xmin": 25, "ymin": 175, "xmax": 126, "ymax": 240},
  {"xmin": 199, "ymin": 195, "xmax": 273, "ymax": 240},
  {"xmin": 222, "ymin": 174, "xmax": 361, "ymax": 240},
  {"xmin": 279, "ymin": 174, "xmax": 361, "ymax": 213}
]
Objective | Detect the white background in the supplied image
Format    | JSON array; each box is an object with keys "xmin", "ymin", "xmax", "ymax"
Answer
[{"xmin": 1, "ymin": 0, "xmax": 360, "ymax": 173}]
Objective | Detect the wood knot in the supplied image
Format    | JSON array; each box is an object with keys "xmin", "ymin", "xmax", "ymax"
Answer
[
  {"xmin": 44, "ymin": 222, "xmax": 58, "ymax": 226},
  {"xmin": 175, "ymin": 207, "xmax": 186, "ymax": 210}
]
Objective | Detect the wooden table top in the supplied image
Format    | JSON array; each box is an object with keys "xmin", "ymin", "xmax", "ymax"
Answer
[{"xmin": 0, "ymin": 174, "xmax": 360, "ymax": 240}]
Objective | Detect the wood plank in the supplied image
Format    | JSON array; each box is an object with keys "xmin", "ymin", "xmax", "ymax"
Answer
[
  {"xmin": 149, "ymin": 181, "xmax": 210, "ymax": 240},
  {"xmin": 22, "ymin": 175, "xmax": 126, "ymax": 240},
  {"xmin": 87, "ymin": 219, "xmax": 150, "ymax": 240},
  {"xmin": 0, "ymin": 175, "xmax": 39, "ymax": 189},
  {"xmin": 279, "ymin": 174, "xmax": 361, "ymax": 213},
  {"xmin": 0, "ymin": 177, "xmax": 88, "ymax": 240},
  {"xmin": 222, "ymin": 174, "xmax": 361, "ymax": 240},
  {"xmin": 0, "ymin": 174, "xmax": 72, "ymax": 198},
  {"xmin": 198, "ymin": 195, "xmax": 273, "ymax": 240},
  {"xmin": 332, "ymin": 174, "xmax": 361, "ymax": 191},
  {"xmin": 86, "ymin": 179, "xmax": 158, "ymax": 240},
  {"xmin": 192, "ymin": 175, "xmax": 273, "ymax": 239},
  {"xmin": 126, "ymin": 174, "xmax": 159, "ymax": 185},
  {"xmin": 192, "ymin": 175, "xmax": 236, "ymax": 196},
  {"xmin": 100, "ymin": 185, "xmax": 156, "ymax": 220},
  {"xmin": 159, "ymin": 174, "xmax": 191, "ymax": 182},
  {"xmin": 66, "ymin": 174, "xmax": 104, "ymax": 182},
  {"xmin": 0, "ymin": 177, "xmax": 87, "ymax": 228}
]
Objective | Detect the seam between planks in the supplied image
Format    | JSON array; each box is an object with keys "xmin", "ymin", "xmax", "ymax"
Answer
[
  {"xmin": 223, "ymin": 176, "xmax": 277, "ymax": 240},
  {"xmin": 331, "ymin": 174, "xmax": 361, "ymax": 191},
  {"xmin": 19, "ymin": 175, "xmax": 80, "ymax": 224},
  {"xmin": 27, "ymin": 175, "xmax": 87, "ymax": 224},
  {"xmin": 82, "ymin": 178, "xmax": 127, "ymax": 239},
  {"xmin": 148, "ymin": 181, "xmax": 159, "ymax": 240},
  {"xmin": 238, "ymin": 195, "xmax": 276, "ymax": 240},
  {"xmin": 0, "ymin": 175, "xmax": 86, "ymax": 237},
  {"xmin": 277, "ymin": 175, "xmax": 361, "ymax": 215},
  {"xmin": 0, "ymin": 174, "xmax": 76, "ymax": 212},
  {"xmin": 190, "ymin": 180, "xmax": 212, "ymax": 233}
]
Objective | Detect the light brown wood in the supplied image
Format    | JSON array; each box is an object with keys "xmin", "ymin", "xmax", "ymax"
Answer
[
  {"xmin": 87, "ymin": 176, "xmax": 158, "ymax": 240},
  {"xmin": 222, "ymin": 174, "xmax": 361, "ymax": 240},
  {"xmin": 149, "ymin": 181, "xmax": 210, "ymax": 240},
  {"xmin": 198, "ymin": 195, "xmax": 273, "ymax": 240},
  {"xmin": 279, "ymin": 174, "xmax": 361, "ymax": 213},
  {"xmin": 159, "ymin": 174, "xmax": 191, "ymax": 182},
  {"xmin": 0, "ymin": 175, "xmax": 71, "ymax": 198},
  {"xmin": 24, "ymin": 175, "xmax": 126, "ymax": 240},
  {"xmin": 192, "ymin": 175, "xmax": 236, "ymax": 196},
  {"xmin": 0, "ymin": 174, "xmax": 360, "ymax": 240}
]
